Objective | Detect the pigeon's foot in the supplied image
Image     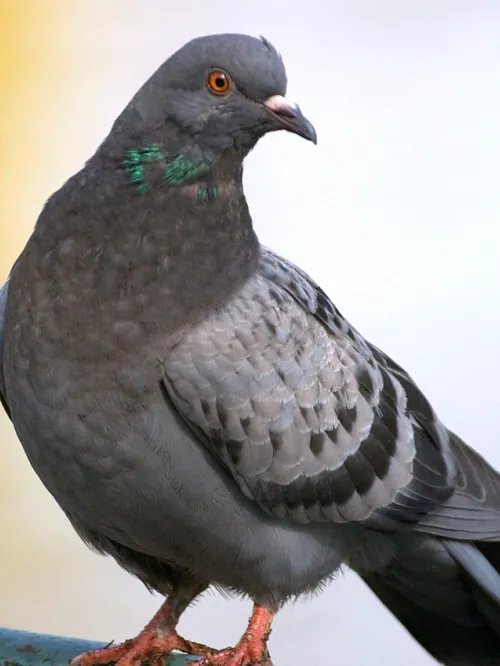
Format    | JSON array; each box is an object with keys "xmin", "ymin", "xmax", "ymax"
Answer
[
  {"xmin": 195, "ymin": 605, "xmax": 274, "ymax": 666},
  {"xmin": 71, "ymin": 595, "xmax": 214, "ymax": 666},
  {"xmin": 71, "ymin": 631, "xmax": 212, "ymax": 666}
]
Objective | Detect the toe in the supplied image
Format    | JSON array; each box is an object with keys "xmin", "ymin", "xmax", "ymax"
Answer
[
  {"xmin": 194, "ymin": 645, "xmax": 272, "ymax": 666},
  {"xmin": 71, "ymin": 631, "xmax": 213, "ymax": 666},
  {"xmin": 71, "ymin": 641, "xmax": 134, "ymax": 666}
]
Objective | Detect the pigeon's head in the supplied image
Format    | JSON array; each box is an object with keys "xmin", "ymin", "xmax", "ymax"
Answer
[{"xmin": 127, "ymin": 34, "xmax": 317, "ymax": 159}]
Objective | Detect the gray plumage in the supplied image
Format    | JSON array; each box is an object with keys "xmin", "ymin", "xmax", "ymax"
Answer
[{"xmin": 1, "ymin": 33, "xmax": 500, "ymax": 665}]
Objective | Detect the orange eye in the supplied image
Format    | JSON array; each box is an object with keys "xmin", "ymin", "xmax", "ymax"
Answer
[{"xmin": 207, "ymin": 70, "xmax": 230, "ymax": 95}]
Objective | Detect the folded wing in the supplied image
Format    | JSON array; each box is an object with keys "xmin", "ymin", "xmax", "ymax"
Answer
[{"xmin": 162, "ymin": 248, "xmax": 456, "ymax": 529}]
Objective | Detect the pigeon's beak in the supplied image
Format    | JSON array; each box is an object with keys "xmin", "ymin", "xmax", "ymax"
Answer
[{"xmin": 263, "ymin": 95, "xmax": 317, "ymax": 144}]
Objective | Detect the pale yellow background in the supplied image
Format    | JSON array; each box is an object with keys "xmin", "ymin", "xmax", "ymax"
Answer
[{"xmin": 1, "ymin": 3, "xmax": 500, "ymax": 665}]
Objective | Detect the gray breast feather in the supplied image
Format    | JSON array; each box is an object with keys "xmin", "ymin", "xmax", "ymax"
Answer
[
  {"xmin": 0, "ymin": 280, "xmax": 9, "ymax": 417},
  {"xmin": 163, "ymin": 249, "xmax": 455, "ymax": 527}
]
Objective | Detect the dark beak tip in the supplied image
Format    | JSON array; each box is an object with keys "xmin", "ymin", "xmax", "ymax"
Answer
[
  {"xmin": 307, "ymin": 123, "xmax": 318, "ymax": 145},
  {"xmin": 294, "ymin": 115, "xmax": 317, "ymax": 145},
  {"xmin": 279, "ymin": 111, "xmax": 317, "ymax": 145},
  {"xmin": 286, "ymin": 108, "xmax": 317, "ymax": 145}
]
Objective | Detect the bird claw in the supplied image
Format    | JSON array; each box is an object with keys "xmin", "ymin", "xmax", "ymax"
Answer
[
  {"xmin": 193, "ymin": 604, "xmax": 274, "ymax": 666},
  {"xmin": 71, "ymin": 630, "xmax": 214, "ymax": 666},
  {"xmin": 194, "ymin": 642, "xmax": 272, "ymax": 666}
]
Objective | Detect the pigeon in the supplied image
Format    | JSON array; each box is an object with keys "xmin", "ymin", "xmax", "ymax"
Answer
[{"xmin": 1, "ymin": 32, "xmax": 500, "ymax": 666}]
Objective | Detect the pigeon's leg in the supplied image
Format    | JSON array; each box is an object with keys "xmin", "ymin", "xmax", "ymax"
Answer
[
  {"xmin": 195, "ymin": 604, "xmax": 274, "ymax": 666},
  {"xmin": 71, "ymin": 581, "xmax": 214, "ymax": 666}
]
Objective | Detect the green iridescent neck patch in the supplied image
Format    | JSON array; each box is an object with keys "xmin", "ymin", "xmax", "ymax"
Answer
[
  {"xmin": 197, "ymin": 186, "xmax": 218, "ymax": 203},
  {"xmin": 123, "ymin": 144, "xmax": 212, "ymax": 195},
  {"xmin": 123, "ymin": 146, "xmax": 165, "ymax": 194}
]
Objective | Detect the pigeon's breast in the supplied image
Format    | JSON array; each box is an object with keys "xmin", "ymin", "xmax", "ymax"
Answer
[{"xmin": 3, "ymin": 264, "xmax": 356, "ymax": 602}]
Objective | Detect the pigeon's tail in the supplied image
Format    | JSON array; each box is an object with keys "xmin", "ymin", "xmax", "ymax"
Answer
[
  {"xmin": 360, "ymin": 433, "xmax": 500, "ymax": 665},
  {"xmin": 360, "ymin": 544, "xmax": 500, "ymax": 666}
]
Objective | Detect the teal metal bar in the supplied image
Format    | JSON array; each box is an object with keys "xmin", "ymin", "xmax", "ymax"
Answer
[{"xmin": 0, "ymin": 628, "xmax": 197, "ymax": 666}]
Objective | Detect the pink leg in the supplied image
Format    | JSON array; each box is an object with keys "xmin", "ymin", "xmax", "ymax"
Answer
[
  {"xmin": 195, "ymin": 605, "xmax": 274, "ymax": 666},
  {"xmin": 71, "ymin": 584, "xmax": 214, "ymax": 666}
]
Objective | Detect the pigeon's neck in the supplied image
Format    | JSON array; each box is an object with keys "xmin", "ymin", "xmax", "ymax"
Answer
[
  {"xmin": 121, "ymin": 143, "xmax": 216, "ymax": 198},
  {"xmin": 28, "ymin": 143, "xmax": 259, "ymax": 343}
]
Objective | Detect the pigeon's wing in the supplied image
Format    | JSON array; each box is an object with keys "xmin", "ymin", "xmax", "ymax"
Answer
[
  {"xmin": 416, "ymin": 432, "xmax": 500, "ymax": 540},
  {"xmin": 0, "ymin": 280, "xmax": 10, "ymax": 419},
  {"xmin": 161, "ymin": 247, "xmax": 456, "ymax": 529}
]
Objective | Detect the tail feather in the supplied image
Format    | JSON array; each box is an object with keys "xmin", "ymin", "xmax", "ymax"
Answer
[
  {"xmin": 445, "ymin": 540, "xmax": 500, "ymax": 607},
  {"xmin": 361, "ymin": 558, "xmax": 500, "ymax": 666},
  {"xmin": 359, "ymin": 433, "xmax": 500, "ymax": 665}
]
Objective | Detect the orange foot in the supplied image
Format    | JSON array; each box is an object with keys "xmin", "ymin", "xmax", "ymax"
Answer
[
  {"xmin": 195, "ymin": 605, "xmax": 274, "ymax": 666},
  {"xmin": 71, "ymin": 597, "xmax": 214, "ymax": 666}
]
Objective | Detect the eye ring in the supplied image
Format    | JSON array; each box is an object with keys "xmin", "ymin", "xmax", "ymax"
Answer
[{"xmin": 207, "ymin": 69, "xmax": 231, "ymax": 95}]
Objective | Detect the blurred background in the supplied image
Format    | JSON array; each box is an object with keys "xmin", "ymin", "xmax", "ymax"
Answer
[{"xmin": 1, "ymin": 2, "xmax": 500, "ymax": 665}]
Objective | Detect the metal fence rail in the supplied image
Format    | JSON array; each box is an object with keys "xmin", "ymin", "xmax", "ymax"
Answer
[{"xmin": 0, "ymin": 628, "xmax": 195, "ymax": 666}]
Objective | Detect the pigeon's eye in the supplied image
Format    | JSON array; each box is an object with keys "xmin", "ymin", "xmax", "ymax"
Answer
[{"xmin": 207, "ymin": 70, "xmax": 231, "ymax": 95}]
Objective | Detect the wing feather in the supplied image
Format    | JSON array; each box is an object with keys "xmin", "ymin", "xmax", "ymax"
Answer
[{"xmin": 162, "ymin": 248, "xmax": 456, "ymax": 528}]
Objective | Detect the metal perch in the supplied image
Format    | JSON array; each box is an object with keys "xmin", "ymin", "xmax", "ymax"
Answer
[{"xmin": 0, "ymin": 628, "xmax": 196, "ymax": 666}]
